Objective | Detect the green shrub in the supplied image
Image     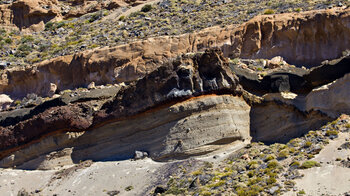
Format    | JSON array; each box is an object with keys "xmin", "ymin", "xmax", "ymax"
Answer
[
  {"xmin": 129, "ymin": 11, "xmax": 141, "ymax": 18},
  {"xmin": 141, "ymin": 4, "xmax": 152, "ymax": 12},
  {"xmin": 18, "ymin": 44, "xmax": 32, "ymax": 52},
  {"xmin": 300, "ymin": 161, "xmax": 320, "ymax": 169},
  {"xmin": 56, "ymin": 21, "xmax": 66, "ymax": 28},
  {"xmin": 264, "ymin": 9, "xmax": 275, "ymax": 14},
  {"xmin": 207, "ymin": 180, "xmax": 225, "ymax": 188},
  {"xmin": 266, "ymin": 177, "xmax": 277, "ymax": 185},
  {"xmin": 89, "ymin": 13, "xmax": 100, "ymax": 23},
  {"xmin": 304, "ymin": 141, "xmax": 312, "ymax": 148},
  {"xmin": 290, "ymin": 161, "xmax": 300, "ymax": 167},
  {"xmin": 267, "ymin": 160, "xmax": 279, "ymax": 169},
  {"xmin": 277, "ymin": 149, "xmax": 289, "ymax": 159},
  {"xmin": 326, "ymin": 130, "xmax": 338, "ymax": 136},
  {"xmin": 124, "ymin": 186, "xmax": 133, "ymax": 191},
  {"xmin": 264, "ymin": 155, "xmax": 276, "ymax": 162},
  {"xmin": 45, "ymin": 22, "xmax": 54, "ymax": 30},
  {"xmin": 119, "ymin": 15, "xmax": 125, "ymax": 21},
  {"xmin": 21, "ymin": 35, "xmax": 34, "ymax": 43},
  {"xmin": 4, "ymin": 38, "xmax": 12, "ymax": 44}
]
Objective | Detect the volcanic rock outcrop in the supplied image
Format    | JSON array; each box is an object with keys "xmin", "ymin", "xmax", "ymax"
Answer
[
  {"xmin": 0, "ymin": 49, "xmax": 251, "ymax": 168},
  {"xmin": 231, "ymin": 55, "xmax": 350, "ymax": 95},
  {"xmin": 1, "ymin": 7, "xmax": 349, "ymax": 98}
]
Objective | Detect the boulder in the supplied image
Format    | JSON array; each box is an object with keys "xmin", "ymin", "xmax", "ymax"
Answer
[{"xmin": 0, "ymin": 94, "xmax": 12, "ymax": 111}]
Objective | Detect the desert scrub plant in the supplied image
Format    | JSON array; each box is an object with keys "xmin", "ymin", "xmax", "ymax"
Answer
[
  {"xmin": 44, "ymin": 22, "xmax": 54, "ymax": 30},
  {"xmin": 141, "ymin": 4, "xmax": 153, "ymax": 12},
  {"xmin": 267, "ymin": 160, "xmax": 280, "ymax": 169},
  {"xmin": 300, "ymin": 161, "xmax": 320, "ymax": 169},
  {"xmin": 277, "ymin": 149, "xmax": 289, "ymax": 159},
  {"xmin": 4, "ymin": 37, "xmax": 12, "ymax": 44},
  {"xmin": 266, "ymin": 177, "xmax": 277, "ymax": 185},
  {"xmin": 264, "ymin": 9, "xmax": 275, "ymax": 14},
  {"xmin": 290, "ymin": 161, "xmax": 300, "ymax": 168},
  {"xmin": 207, "ymin": 180, "xmax": 226, "ymax": 188},
  {"xmin": 20, "ymin": 35, "xmax": 34, "ymax": 43},
  {"xmin": 165, "ymin": 186, "xmax": 186, "ymax": 194},
  {"xmin": 304, "ymin": 141, "xmax": 313, "ymax": 148},
  {"xmin": 88, "ymin": 13, "xmax": 101, "ymax": 23},
  {"xmin": 124, "ymin": 185, "xmax": 133, "ymax": 191},
  {"xmin": 326, "ymin": 130, "xmax": 338, "ymax": 136},
  {"xmin": 264, "ymin": 154, "xmax": 276, "ymax": 162},
  {"xmin": 191, "ymin": 169, "xmax": 202, "ymax": 176},
  {"xmin": 236, "ymin": 184, "xmax": 263, "ymax": 196}
]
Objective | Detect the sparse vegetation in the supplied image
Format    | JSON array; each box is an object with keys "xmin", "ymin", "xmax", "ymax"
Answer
[
  {"xmin": 300, "ymin": 161, "xmax": 320, "ymax": 169},
  {"xmin": 1, "ymin": 0, "xmax": 349, "ymax": 67},
  {"xmin": 124, "ymin": 185, "xmax": 133, "ymax": 191},
  {"xmin": 156, "ymin": 115, "xmax": 350, "ymax": 195},
  {"xmin": 264, "ymin": 9, "xmax": 275, "ymax": 14}
]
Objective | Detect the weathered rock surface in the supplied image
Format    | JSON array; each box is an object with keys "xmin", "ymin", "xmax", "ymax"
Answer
[
  {"xmin": 250, "ymin": 101, "xmax": 332, "ymax": 143},
  {"xmin": 230, "ymin": 8, "xmax": 350, "ymax": 67},
  {"xmin": 1, "ymin": 94, "xmax": 250, "ymax": 169},
  {"xmin": 1, "ymin": 8, "xmax": 349, "ymax": 98},
  {"xmin": 232, "ymin": 55, "xmax": 350, "ymax": 95},
  {"xmin": 0, "ymin": 49, "xmax": 248, "ymax": 168},
  {"xmin": 0, "ymin": 0, "xmax": 155, "ymax": 31},
  {"xmin": 0, "ymin": 94, "xmax": 12, "ymax": 111},
  {"xmin": 0, "ymin": 0, "xmax": 60, "ymax": 31},
  {"xmin": 306, "ymin": 73, "xmax": 350, "ymax": 118}
]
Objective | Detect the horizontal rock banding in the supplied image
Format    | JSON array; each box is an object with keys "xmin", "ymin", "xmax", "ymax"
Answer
[{"xmin": 1, "ymin": 8, "xmax": 349, "ymax": 98}]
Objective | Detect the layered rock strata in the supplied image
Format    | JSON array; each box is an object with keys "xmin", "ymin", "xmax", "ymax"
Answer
[
  {"xmin": 231, "ymin": 55, "xmax": 350, "ymax": 95},
  {"xmin": 0, "ymin": 49, "xmax": 250, "ymax": 168},
  {"xmin": 250, "ymin": 101, "xmax": 332, "ymax": 143},
  {"xmin": 0, "ymin": 48, "xmax": 347, "ymax": 169},
  {"xmin": 1, "ymin": 8, "xmax": 349, "ymax": 98}
]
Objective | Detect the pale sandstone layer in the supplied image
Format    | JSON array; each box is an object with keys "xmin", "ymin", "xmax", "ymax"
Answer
[
  {"xmin": 1, "ymin": 8, "xmax": 349, "ymax": 98},
  {"xmin": 250, "ymin": 101, "xmax": 332, "ymax": 143},
  {"xmin": 0, "ymin": 95, "xmax": 250, "ymax": 169},
  {"xmin": 305, "ymin": 73, "xmax": 350, "ymax": 118}
]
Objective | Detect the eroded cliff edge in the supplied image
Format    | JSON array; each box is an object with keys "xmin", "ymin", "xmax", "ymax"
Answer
[
  {"xmin": 0, "ymin": 49, "xmax": 251, "ymax": 168},
  {"xmin": 0, "ymin": 7, "xmax": 349, "ymax": 170},
  {"xmin": 0, "ymin": 7, "xmax": 349, "ymax": 98},
  {"xmin": 0, "ymin": 46, "xmax": 348, "ymax": 169}
]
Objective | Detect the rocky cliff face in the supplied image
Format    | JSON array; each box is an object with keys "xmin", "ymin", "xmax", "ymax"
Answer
[
  {"xmin": 0, "ymin": 0, "xmax": 60, "ymax": 31},
  {"xmin": 0, "ymin": 49, "xmax": 251, "ymax": 168},
  {"xmin": 0, "ymin": 5, "xmax": 349, "ymax": 195},
  {"xmin": 1, "ymin": 45, "xmax": 348, "ymax": 169},
  {"xmin": 0, "ymin": 0, "xmax": 154, "ymax": 31},
  {"xmin": 229, "ymin": 8, "xmax": 350, "ymax": 67},
  {"xmin": 0, "ymin": 8, "xmax": 349, "ymax": 98}
]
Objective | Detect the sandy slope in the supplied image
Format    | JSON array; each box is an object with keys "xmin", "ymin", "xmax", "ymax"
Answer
[
  {"xmin": 285, "ymin": 132, "xmax": 350, "ymax": 195},
  {"xmin": 0, "ymin": 159, "xmax": 165, "ymax": 196}
]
